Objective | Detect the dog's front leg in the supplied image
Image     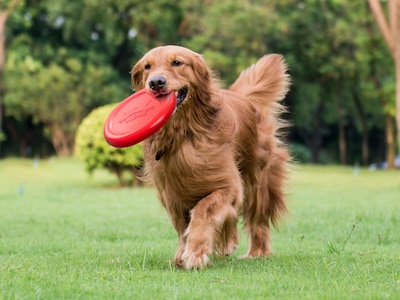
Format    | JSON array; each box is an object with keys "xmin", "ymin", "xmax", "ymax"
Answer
[
  {"xmin": 160, "ymin": 190, "xmax": 190, "ymax": 268},
  {"xmin": 172, "ymin": 218, "xmax": 191, "ymax": 268},
  {"xmin": 181, "ymin": 188, "xmax": 240, "ymax": 269},
  {"xmin": 165, "ymin": 210, "xmax": 189, "ymax": 268}
]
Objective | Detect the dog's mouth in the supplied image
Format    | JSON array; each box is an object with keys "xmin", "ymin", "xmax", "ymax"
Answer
[
  {"xmin": 175, "ymin": 87, "xmax": 188, "ymax": 106},
  {"xmin": 153, "ymin": 87, "xmax": 188, "ymax": 114}
]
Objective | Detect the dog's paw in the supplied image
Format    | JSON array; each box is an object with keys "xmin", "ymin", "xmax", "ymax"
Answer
[
  {"xmin": 173, "ymin": 243, "xmax": 186, "ymax": 268},
  {"xmin": 215, "ymin": 240, "xmax": 238, "ymax": 257},
  {"xmin": 223, "ymin": 242, "xmax": 238, "ymax": 256},
  {"xmin": 239, "ymin": 249, "xmax": 271, "ymax": 259},
  {"xmin": 239, "ymin": 253, "xmax": 253, "ymax": 259},
  {"xmin": 181, "ymin": 249, "xmax": 211, "ymax": 269},
  {"xmin": 173, "ymin": 258, "xmax": 184, "ymax": 269}
]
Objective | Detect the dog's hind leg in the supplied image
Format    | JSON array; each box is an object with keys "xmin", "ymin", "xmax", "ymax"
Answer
[
  {"xmin": 242, "ymin": 148, "xmax": 288, "ymax": 258},
  {"xmin": 214, "ymin": 215, "xmax": 239, "ymax": 257},
  {"xmin": 241, "ymin": 172, "xmax": 272, "ymax": 258},
  {"xmin": 181, "ymin": 185, "xmax": 242, "ymax": 269}
]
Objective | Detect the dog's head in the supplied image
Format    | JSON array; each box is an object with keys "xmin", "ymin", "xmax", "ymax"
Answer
[{"xmin": 131, "ymin": 45, "xmax": 213, "ymax": 111}]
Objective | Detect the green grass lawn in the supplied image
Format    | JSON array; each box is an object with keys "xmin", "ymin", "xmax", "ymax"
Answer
[{"xmin": 0, "ymin": 158, "xmax": 399, "ymax": 299}]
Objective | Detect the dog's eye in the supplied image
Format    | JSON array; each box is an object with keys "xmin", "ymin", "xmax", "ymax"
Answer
[
  {"xmin": 171, "ymin": 60, "xmax": 183, "ymax": 67},
  {"xmin": 144, "ymin": 64, "xmax": 151, "ymax": 70}
]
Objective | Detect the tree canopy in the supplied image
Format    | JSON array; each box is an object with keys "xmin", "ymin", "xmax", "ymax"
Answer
[{"xmin": 0, "ymin": 0, "xmax": 397, "ymax": 166}]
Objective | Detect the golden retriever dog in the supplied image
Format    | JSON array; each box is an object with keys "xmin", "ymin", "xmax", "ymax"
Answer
[{"xmin": 131, "ymin": 45, "xmax": 290, "ymax": 269}]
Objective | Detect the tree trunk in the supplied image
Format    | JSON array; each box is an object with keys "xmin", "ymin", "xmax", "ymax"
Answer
[
  {"xmin": 369, "ymin": 0, "xmax": 400, "ymax": 159},
  {"xmin": 368, "ymin": 0, "xmax": 395, "ymax": 53},
  {"xmin": 396, "ymin": 55, "xmax": 400, "ymax": 156},
  {"xmin": 337, "ymin": 88, "xmax": 347, "ymax": 165},
  {"xmin": 396, "ymin": 31, "xmax": 400, "ymax": 155},
  {"xmin": 50, "ymin": 124, "xmax": 72, "ymax": 156},
  {"xmin": 385, "ymin": 113, "xmax": 396, "ymax": 169},
  {"xmin": 390, "ymin": 0, "xmax": 400, "ymax": 156},
  {"xmin": 371, "ymin": 73, "xmax": 396, "ymax": 168},
  {"xmin": 337, "ymin": 106, "xmax": 347, "ymax": 165},
  {"xmin": 113, "ymin": 166, "xmax": 126, "ymax": 187},
  {"xmin": 352, "ymin": 88, "xmax": 369, "ymax": 166},
  {"xmin": 311, "ymin": 99, "xmax": 325, "ymax": 164}
]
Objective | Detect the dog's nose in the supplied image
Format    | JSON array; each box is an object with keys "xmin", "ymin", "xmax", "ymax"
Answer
[{"xmin": 149, "ymin": 75, "xmax": 167, "ymax": 91}]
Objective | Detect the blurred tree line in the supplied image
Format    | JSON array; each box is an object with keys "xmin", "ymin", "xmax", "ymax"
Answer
[{"xmin": 0, "ymin": 0, "xmax": 397, "ymax": 166}]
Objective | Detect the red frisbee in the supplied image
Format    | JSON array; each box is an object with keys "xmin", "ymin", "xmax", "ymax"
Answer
[{"xmin": 104, "ymin": 89, "xmax": 176, "ymax": 148}]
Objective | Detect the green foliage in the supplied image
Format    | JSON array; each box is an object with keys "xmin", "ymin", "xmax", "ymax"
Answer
[
  {"xmin": 4, "ymin": 47, "xmax": 128, "ymax": 155},
  {"xmin": 75, "ymin": 104, "xmax": 144, "ymax": 186},
  {"xmin": 183, "ymin": 0, "xmax": 279, "ymax": 83},
  {"xmin": 1, "ymin": 0, "xmax": 397, "ymax": 164},
  {"xmin": 34, "ymin": 0, "xmax": 183, "ymax": 71}
]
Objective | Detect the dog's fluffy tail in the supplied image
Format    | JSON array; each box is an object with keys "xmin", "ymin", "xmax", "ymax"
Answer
[
  {"xmin": 230, "ymin": 54, "xmax": 290, "ymax": 230},
  {"xmin": 229, "ymin": 54, "xmax": 290, "ymax": 122}
]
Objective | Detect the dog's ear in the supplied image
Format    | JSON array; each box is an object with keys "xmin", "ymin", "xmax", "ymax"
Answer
[
  {"xmin": 131, "ymin": 61, "xmax": 144, "ymax": 91},
  {"xmin": 191, "ymin": 54, "xmax": 211, "ymax": 84}
]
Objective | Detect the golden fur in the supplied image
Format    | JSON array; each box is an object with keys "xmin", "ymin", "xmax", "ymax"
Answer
[{"xmin": 131, "ymin": 45, "xmax": 290, "ymax": 269}]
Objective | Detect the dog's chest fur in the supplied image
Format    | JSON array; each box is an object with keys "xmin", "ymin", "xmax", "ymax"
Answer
[{"xmin": 145, "ymin": 131, "xmax": 235, "ymax": 203}]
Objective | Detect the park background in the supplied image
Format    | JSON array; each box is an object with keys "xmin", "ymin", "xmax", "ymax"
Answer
[
  {"xmin": 0, "ymin": 0, "xmax": 399, "ymax": 168},
  {"xmin": 1, "ymin": 1, "xmax": 400, "ymax": 299}
]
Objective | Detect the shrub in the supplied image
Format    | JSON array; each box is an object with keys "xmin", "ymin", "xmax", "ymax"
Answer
[
  {"xmin": 290, "ymin": 143, "xmax": 312, "ymax": 163},
  {"xmin": 75, "ymin": 104, "xmax": 144, "ymax": 186}
]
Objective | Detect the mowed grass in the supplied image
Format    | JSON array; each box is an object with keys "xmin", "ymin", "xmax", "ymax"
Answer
[{"xmin": 0, "ymin": 158, "xmax": 399, "ymax": 299}]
